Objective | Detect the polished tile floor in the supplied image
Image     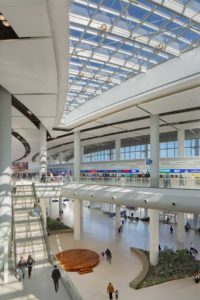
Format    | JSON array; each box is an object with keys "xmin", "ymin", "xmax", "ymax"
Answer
[{"xmin": 49, "ymin": 206, "xmax": 200, "ymax": 300}]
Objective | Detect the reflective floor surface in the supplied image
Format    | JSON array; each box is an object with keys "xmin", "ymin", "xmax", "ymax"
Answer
[{"xmin": 49, "ymin": 206, "xmax": 200, "ymax": 300}]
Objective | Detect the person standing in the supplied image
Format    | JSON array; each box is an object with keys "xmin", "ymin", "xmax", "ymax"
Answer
[
  {"xmin": 107, "ymin": 282, "xmax": 114, "ymax": 300},
  {"xmin": 51, "ymin": 265, "xmax": 61, "ymax": 292},
  {"xmin": 17, "ymin": 257, "xmax": 26, "ymax": 281},
  {"xmin": 27, "ymin": 255, "xmax": 35, "ymax": 278}
]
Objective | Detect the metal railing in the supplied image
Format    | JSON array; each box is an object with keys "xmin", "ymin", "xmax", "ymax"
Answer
[
  {"xmin": 76, "ymin": 176, "xmax": 200, "ymax": 189},
  {"xmin": 32, "ymin": 182, "xmax": 83, "ymax": 300},
  {"xmin": 32, "ymin": 183, "xmax": 54, "ymax": 264},
  {"xmin": 31, "ymin": 174, "xmax": 200, "ymax": 190}
]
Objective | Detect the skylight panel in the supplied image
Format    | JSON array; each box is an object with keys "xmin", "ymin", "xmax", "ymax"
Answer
[{"xmin": 63, "ymin": 0, "xmax": 200, "ymax": 115}]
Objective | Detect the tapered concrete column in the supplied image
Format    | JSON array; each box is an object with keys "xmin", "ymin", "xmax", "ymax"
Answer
[
  {"xmin": 115, "ymin": 139, "xmax": 121, "ymax": 161},
  {"xmin": 39, "ymin": 124, "xmax": 47, "ymax": 176},
  {"xmin": 74, "ymin": 199, "xmax": 81, "ymax": 240},
  {"xmin": 48, "ymin": 199, "xmax": 52, "ymax": 217},
  {"xmin": 59, "ymin": 152, "xmax": 64, "ymax": 164},
  {"xmin": 195, "ymin": 139, "xmax": 199, "ymax": 156},
  {"xmin": 149, "ymin": 209, "xmax": 159, "ymax": 266},
  {"xmin": 59, "ymin": 197, "xmax": 62, "ymax": 216},
  {"xmin": 74, "ymin": 131, "xmax": 81, "ymax": 181},
  {"xmin": 176, "ymin": 212, "xmax": 184, "ymax": 249},
  {"xmin": 178, "ymin": 130, "xmax": 185, "ymax": 157},
  {"xmin": 144, "ymin": 208, "xmax": 148, "ymax": 218},
  {"xmin": 193, "ymin": 213, "xmax": 198, "ymax": 229},
  {"xmin": 81, "ymin": 145, "xmax": 84, "ymax": 162},
  {"xmin": 0, "ymin": 87, "xmax": 12, "ymax": 283},
  {"xmin": 150, "ymin": 115, "xmax": 159, "ymax": 188},
  {"xmin": 115, "ymin": 205, "xmax": 121, "ymax": 228}
]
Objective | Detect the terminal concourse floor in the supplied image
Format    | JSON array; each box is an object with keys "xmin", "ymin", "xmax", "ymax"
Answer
[
  {"xmin": 50, "ymin": 207, "xmax": 200, "ymax": 300},
  {"xmin": 0, "ymin": 266, "xmax": 71, "ymax": 300}
]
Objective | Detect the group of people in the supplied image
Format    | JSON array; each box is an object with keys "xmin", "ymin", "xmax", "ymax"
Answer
[
  {"xmin": 17, "ymin": 255, "xmax": 35, "ymax": 281},
  {"xmin": 107, "ymin": 282, "xmax": 119, "ymax": 299},
  {"xmin": 17, "ymin": 257, "xmax": 62, "ymax": 294},
  {"xmin": 101, "ymin": 248, "xmax": 112, "ymax": 263}
]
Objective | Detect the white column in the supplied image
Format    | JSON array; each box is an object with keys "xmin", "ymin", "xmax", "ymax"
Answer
[
  {"xmin": 115, "ymin": 139, "xmax": 121, "ymax": 161},
  {"xmin": 0, "ymin": 86, "xmax": 12, "ymax": 282},
  {"xmin": 59, "ymin": 152, "xmax": 64, "ymax": 164},
  {"xmin": 176, "ymin": 212, "xmax": 184, "ymax": 249},
  {"xmin": 74, "ymin": 131, "xmax": 81, "ymax": 181},
  {"xmin": 59, "ymin": 197, "xmax": 62, "ymax": 216},
  {"xmin": 3, "ymin": 238, "xmax": 9, "ymax": 283},
  {"xmin": 0, "ymin": 87, "xmax": 12, "ymax": 283},
  {"xmin": 178, "ymin": 130, "xmax": 185, "ymax": 157},
  {"xmin": 48, "ymin": 199, "xmax": 52, "ymax": 218},
  {"xmin": 115, "ymin": 205, "xmax": 121, "ymax": 229},
  {"xmin": 81, "ymin": 145, "xmax": 84, "ymax": 163},
  {"xmin": 193, "ymin": 213, "xmax": 198, "ymax": 229},
  {"xmin": 144, "ymin": 208, "xmax": 148, "ymax": 218},
  {"xmin": 39, "ymin": 124, "xmax": 47, "ymax": 176},
  {"xmin": 74, "ymin": 199, "xmax": 81, "ymax": 240},
  {"xmin": 150, "ymin": 115, "xmax": 159, "ymax": 188},
  {"xmin": 149, "ymin": 209, "xmax": 159, "ymax": 266}
]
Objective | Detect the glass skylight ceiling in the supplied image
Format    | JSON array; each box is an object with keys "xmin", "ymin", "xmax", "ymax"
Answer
[{"xmin": 63, "ymin": 0, "xmax": 200, "ymax": 118}]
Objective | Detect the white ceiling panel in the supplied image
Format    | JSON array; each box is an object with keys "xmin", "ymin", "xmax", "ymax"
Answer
[
  {"xmin": 39, "ymin": 118, "xmax": 56, "ymax": 137},
  {"xmin": 0, "ymin": 39, "xmax": 57, "ymax": 94},
  {"xmin": 47, "ymin": 137, "xmax": 73, "ymax": 148},
  {"xmin": 176, "ymin": 123, "xmax": 200, "ymax": 130},
  {"xmin": 12, "ymin": 136, "xmax": 25, "ymax": 162},
  {"xmin": 159, "ymin": 126, "xmax": 177, "ymax": 133},
  {"xmin": 1, "ymin": 0, "xmax": 50, "ymax": 37},
  {"xmin": 98, "ymin": 106, "xmax": 149, "ymax": 124},
  {"xmin": 16, "ymin": 95, "xmax": 57, "ymax": 117},
  {"xmin": 80, "ymin": 132, "xmax": 97, "ymax": 139},
  {"xmin": 75, "ymin": 121, "xmax": 102, "ymax": 131},
  {"xmin": 162, "ymin": 111, "xmax": 200, "ymax": 124},
  {"xmin": 88, "ymin": 126, "xmax": 124, "ymax": 137},
  {"xmin": 139, "ymin": 87, "xmax": 200, "ymax": 115},
  {"xmin": 12, "ymin": 107, "xmax": 24, "ymax": 117},
  {"xmin": 12, "ymin": 117, "xmax": 36, "ymax": 129},
  {"xmin": 16, "ymin": 129, "xmax": 39, "ymax": 140}
]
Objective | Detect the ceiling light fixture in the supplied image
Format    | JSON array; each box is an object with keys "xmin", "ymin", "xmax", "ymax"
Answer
[
  {"xmin": 78, "ymin": 72, "xmax": 84, "ymax": 78},
  {"xmin": 100, "ymin": 23, "xmax": 108, "ymax": 33},
  {"xmin": 0, "ymin": 14, "xmax": 6, "ymax": 21},
  {"xmin": 106, "ymin": 78, "xmax": 112, "ymax": 84},
  {"xmin": 157, "ymin": 43, "xmax": 165, "ymax": 50},
  {"xmin": 2, "ymin": 20, "xmax": 10, "ymax": 27}
]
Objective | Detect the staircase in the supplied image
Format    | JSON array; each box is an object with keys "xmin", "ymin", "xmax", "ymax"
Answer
[{"xmin": 13, "ymin": 183, "xmax": 50, "ymax": 268}]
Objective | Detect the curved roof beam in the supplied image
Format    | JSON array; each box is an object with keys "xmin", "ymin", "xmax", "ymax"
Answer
[
  {"xmin": 45, "ymin": 0, "xmax": 69, "ymax": 125},
  {"xmin": 61, "ymin": 183, "xmax": 200, "ymax": 213},
  {"xmin": 12, "ymin": 130, "xmax": 31, "ymax": 161}
]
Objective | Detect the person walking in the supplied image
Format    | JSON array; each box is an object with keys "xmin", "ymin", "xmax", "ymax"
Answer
[
  {"xmin": 107, "ymin": 282, "xmax": 114, "ymax": 300},
  {"xmin": 105, "ymin": 248, "xmax": 112, "ymax": 261},
  {"xmin": 27, "ymin": 255, "xmax": 35, "ymax": 278},
  {"xmin": 115, "ymin": 289, "xmax": 119, "ymax": 299},
  {"xmin": 17, "ymin": 257, "xmax": 26, "ymax": 281},
  {"xmin": 51, "ymin": 265, "xmax": 61, "ymax": 292}
]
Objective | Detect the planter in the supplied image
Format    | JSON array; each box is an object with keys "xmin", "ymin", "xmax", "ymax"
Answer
[{"xmin": 48, "ymin": 228, "xmax": 74, "ymax": 235}]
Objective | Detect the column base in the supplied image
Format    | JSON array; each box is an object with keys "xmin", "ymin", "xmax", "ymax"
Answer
[{"xmin": 176, "ymin": 242, "xmax": 184, "ymax": 250}]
